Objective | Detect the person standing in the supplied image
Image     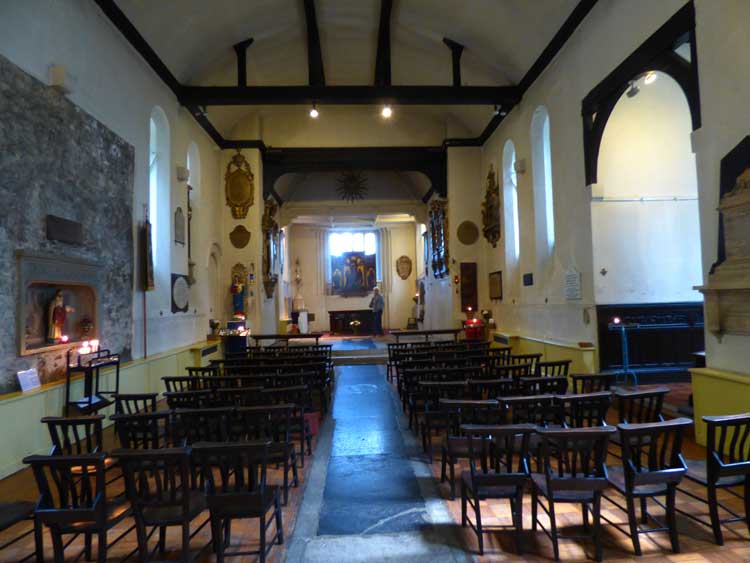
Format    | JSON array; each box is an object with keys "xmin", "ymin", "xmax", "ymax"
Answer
[{"xmin": 369, "ymin": 287, "xmax": 385, "ymax": 336}]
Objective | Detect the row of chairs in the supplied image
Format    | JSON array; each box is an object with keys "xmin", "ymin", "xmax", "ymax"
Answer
[{"xmin": 387, "ymin": 340, "xmax": 750, "ymax": 561}]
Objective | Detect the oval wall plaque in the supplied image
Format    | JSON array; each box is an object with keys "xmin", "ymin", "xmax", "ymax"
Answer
[
  {"xmin": 457, "ymin": 220, "xmax": 480, "ymax": 245},
  {"xmin": 396, "ymin": 255, "xmax": 412, "ymax": 280},
  {"xmin": 229, "ymin": 225, "xmax": 251, "ymax": 248}
]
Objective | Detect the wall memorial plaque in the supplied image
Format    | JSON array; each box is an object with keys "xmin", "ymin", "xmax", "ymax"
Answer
[
  {"xmin": 457, "ymin": 220, "xmax": 479, "ymax": 245},
  {"xmin": 229, "ymin": 225, "xmax": 251, "ymax": 249},
  {"xmin": 396, "ymin": 255, "xmax": 412, "ymax": 280},
  {"xmin": 481, "ymin": 164, "xmax": 501, "ymax": 247},
  {"xmin": 174, "ymin": 207, "xmax": 185, "ymax": 245},
  {"xmin": 171, "ymin": 273, "xmax": 189, "ymax": 313},
  {"xmin": 225, "ymin": 151, "xmax": 255, "ymax": 219},
  {"xmin": 564, "ymin": 268, "xmax": 583, "ymax": 300}
]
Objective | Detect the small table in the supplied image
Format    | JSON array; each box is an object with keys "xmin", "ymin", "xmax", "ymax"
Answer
[
  {"xmin": 249, "ymin": 333, "xmax": 325, "ymax": 347},
  {"xmin": 65, "ymin": 349, "xmax": 120, "ymax": 416},
  {"xmin": 390, "ymin": 328, "xmax": 463, "ymax": 343}
]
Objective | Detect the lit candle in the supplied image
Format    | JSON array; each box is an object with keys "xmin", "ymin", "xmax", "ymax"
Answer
[
  {"xmin": 89, "ymin": 339, "xmax": 100, "ymax": 352},
  {"xmin": 60, "ymin": 335, "xmax": 69, "ymax": 343},
  {"xmin": 79, "ymin": 341, "xmax": 91, "ymax": 355},
  {"xmin": 612, "ymin": 317, "xmax": 621, "ymax": 325}
]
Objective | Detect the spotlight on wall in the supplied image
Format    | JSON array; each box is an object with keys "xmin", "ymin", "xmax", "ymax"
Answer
[
  {"xmin": 626, "ymin": 80, "xmax": 640, "ymax": 98},
  {"xmin": 381, "ymin": 105, "xmax": 393, "ymax": 119},
  {"xmin": 309, "ymin": 103, "xmax": 319, "ymax": 119},
  {"xmin": 644, "ymin": 71, "xmax": 658, "ymax": 85},
  {"xmin": 493, "ymin": 105, "xmax": 508, "ymax": 117}
]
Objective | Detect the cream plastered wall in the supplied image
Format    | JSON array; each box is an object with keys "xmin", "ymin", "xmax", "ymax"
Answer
[
  {"xmin": 593, "ymin": 72, "xmax": 702, "ymax": 304},
  {"xmin": 287, "ymin": 223, "xmax": 417, "ymax": 332},
  {"xmin": 0, "ymin": 0, "xmax": 223, "ymax": 359},
  {"xmin": 480, "ymin": 0, "xmax": 691, "ymax": 350}
]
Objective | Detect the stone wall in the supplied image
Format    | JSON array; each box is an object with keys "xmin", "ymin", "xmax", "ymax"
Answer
[{"xmin": 0, "ymin": 55, "xmax": 134, "ymax": 393}]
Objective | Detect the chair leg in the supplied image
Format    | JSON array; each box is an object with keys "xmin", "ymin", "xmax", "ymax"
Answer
[
  {"xmin": 259, "ymin": 514, "xmax": 266, "ymax": 563},
  {"xmin": 97, "ymin": 529, "xmax": 107, "ymax": 563},
  {"xmin": 282, "ymin": 457, "xmax": 290, "ymax": 505},
  {"xmin": 531, "ymin": 487, "xmax": 538, "ymax": 531},
  {"xmin": 592, "ymin": 495, "xmax": 603, "ymax": 563},
  {"xmin": 181, "ymin": 521, "xmax": 192, "ymax": 563},
  {"xmin": 514, "ymin": 490, "xmax": 524, "ymax": 555},
  {"xmin": 275, "ymin": 494, "xmax": 284, "ymax": 545},
  {"xmin": 460, "ymin": 482, "xmax": 467, "ymax": 527},
  {"xmin": 640, "ymin": 496, "xmax": 648, "ymax": 525},
  {"xmin": 224, "ymin": 519, "xmax": 231, "ymax": 548},
  {"xmin": 84, "ymin": 531, "xmax": 93, "ymax": 561},
  {"xmin": 707, "ymin": 483, "xmax": 724, "ymax": 545},
  {"xmin": 210, "ymin": 517, "xmax": 223, "ymax": 561},
  {"xmin": 745, "ymin": 477, "xmax": 750, "ymax": 535},
  {"xmin": 582, "ymin": 502, "xmax": 589, "ymax": 531},
  {"xmin": 666, "ymin": 488, "xmax": 680, "ymax": 553},
  {"xmin": 548, "ymin": 499, "xmax": 560, "ymax": 561},
  {"xmin": 625, "ymin": 494, "xmax": 642, "ymax": 556},
  {"xmin": 134, "ymin": 519, "xmax": 149, "ymax": 563},
  {"xmin": 51, "ymin": 530, "xmax": 65, "ymax": 563},
  {"xmin": 449, "ymin": 458, "xmax": 456, "ymax": 500},
  {"xmin": 34, "ymin": 518, "xmax": 44, "ymax": 563},
  {"xmin": 473, "ymin": 489, "xmax": 484, "ymax": 555},
  {"xmin": 158, "ymin": 525, "xmax": 167, "ymax": 554}
]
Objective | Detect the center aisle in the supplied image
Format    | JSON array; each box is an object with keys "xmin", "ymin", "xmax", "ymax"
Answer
[{"xmin": 285, "ymin": 362, "xmax": 469, "ymax": 562}]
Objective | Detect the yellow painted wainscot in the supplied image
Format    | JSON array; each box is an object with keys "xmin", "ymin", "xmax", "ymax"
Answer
[
  {"xmin": 0, "ymin": 340, "xmax": 221, "ymax": 480},
  {"xmin": 690, "ymin": 367, "xmax": 750, "ymax": 448},
  {"xmin": 491, "ymin": 331, "xmax": 598, "ymax": 375}
]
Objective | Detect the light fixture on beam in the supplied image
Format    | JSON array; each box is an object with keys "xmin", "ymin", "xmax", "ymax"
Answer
[
  {"xmin": 381, "ymin": 105, "xmax": 393, "ymax": 118},
  {"xmin": 644, "ymin": 71, "xmax": 658, "ymax": 85},
  {"xmin": 626, "ymin": 80, "xmax": 640, "ymax": 98},
  {"xmin": 494, "ymin": 105, "xmax": 507, "ymax": 117},
  {"xmin": 309, "ymin": 103, "xmax": 319, "ymax": 119}
]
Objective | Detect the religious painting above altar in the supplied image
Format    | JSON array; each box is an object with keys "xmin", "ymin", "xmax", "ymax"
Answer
[{"xmin": 331, "ymin": 252, "xmax": 377, "ymax": 296}]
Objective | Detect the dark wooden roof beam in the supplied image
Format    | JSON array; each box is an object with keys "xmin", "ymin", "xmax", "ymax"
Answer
[
  {"xmin": 303, "ymin": 0, "xmax": 325, "ymax": 86},
  {"xmin": 442, "ymin": 38, "xmax": 465, "ymax": 87},
  {"xmin": 374, "ymin": 0, "xmax": 393, "ymax": 86},
  {"xmin": 233, "ymin": 38, "xmax": 254, "ymax": 87}
]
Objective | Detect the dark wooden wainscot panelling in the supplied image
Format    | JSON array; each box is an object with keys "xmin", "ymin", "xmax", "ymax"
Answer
[{"xmin": 596, "ymin": 303, "xmax": 704, "ymax": 374}]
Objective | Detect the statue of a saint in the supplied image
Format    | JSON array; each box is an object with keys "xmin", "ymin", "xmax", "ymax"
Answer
[
  {"xmin": 47, "ymin": 290, "xmax": 74, "ymax": 342},
  {"xmin": 230, "ymin": 275, "xmax": 245, "ymax": 316}
]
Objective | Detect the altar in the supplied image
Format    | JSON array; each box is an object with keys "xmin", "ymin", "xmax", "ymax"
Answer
[{"xmin": 329, "ymin": 309, "xmax": 373, "ymax": 335}]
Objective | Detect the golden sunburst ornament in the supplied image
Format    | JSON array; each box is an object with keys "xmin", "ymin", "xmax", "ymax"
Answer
[{"xmin": 336, "ymin": 170, "xmax": 368, "ymax": 203}]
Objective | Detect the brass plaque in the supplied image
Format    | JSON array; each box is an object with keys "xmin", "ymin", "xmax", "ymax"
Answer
[{"xmin": 229, "ymin": 225, "xmax": 251, "ymax": 249}]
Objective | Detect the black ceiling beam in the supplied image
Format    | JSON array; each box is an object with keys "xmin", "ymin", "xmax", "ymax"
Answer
[
  {"xmin": 442, "ymin": 38, "xmax": 465, "ymax": 87},
  {"xmin": 233, "ymin": 38, "xmax": 254, "ymax": 87},
  {"xmin": 518, "ymin": 0, "xmax": 599, "ymax": 92},
  {"xmin": 93, "ymin": 0, "xmax": 182, "ymax": 97},
  {"xmin": 374, "ymin": 0, "xmax": 393, "ymax": 86},
  {"xmin": 303, "ymin": 0, "xmax": 325, "ymax": 86},
  {"xmin": 179, "ymin": 85, "xmax": 520, "ymax": 106}
]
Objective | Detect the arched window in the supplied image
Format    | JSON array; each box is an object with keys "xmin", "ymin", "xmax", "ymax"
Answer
[
  {"xmin": 186, "ymin": 141, "xmax": 200, "ymax": 198},
  {"xmin": 531, "ymin": 106, "xmax": 555, "ymax": 256},
  {"xmin": 149, "ymin": 106, "xmax": 170, "ymax": 293},
  {"xmin": 502, "ymin": 140, "xmax": 520, "ymax": 262}
]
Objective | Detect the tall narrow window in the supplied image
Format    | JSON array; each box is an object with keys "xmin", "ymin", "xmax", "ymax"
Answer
[
  {"xmin": 148, "ymin": 106, "xmax": 170, "ymax": 291},
  {"xmin": 531, "ymin": 106, "xmax": 555, "ymax": 256},
  {"xmin": 502, "ymin": 140, "xmax": 520, "ymax": 262}
]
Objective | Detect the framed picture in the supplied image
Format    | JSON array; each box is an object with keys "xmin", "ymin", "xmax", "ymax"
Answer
[{"xmin": 489, "ymin": 270, "xmax": 503, "ymax": 300}]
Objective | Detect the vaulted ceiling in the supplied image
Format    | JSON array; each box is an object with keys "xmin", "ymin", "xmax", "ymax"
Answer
[{"xmin": 109, "ymin": 0, "xmax": 586, "ymax": 140}]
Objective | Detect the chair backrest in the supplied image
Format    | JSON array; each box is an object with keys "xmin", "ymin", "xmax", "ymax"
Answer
[
  {"xmin": 487, "ymin": 347, "xmax": 511, "ymax": 362},
  {"xmin": 439, "ymin": 399, "xmax": 504, "ymax": 429},
  {"xmin": 615, "ymin": 387, "xmax": 668, "ymax": 424},
  {"xmin": 260, "ymin": 385, "xmax": 313, "ymax": 411},
  {"xmin": 537, "ymin": 427, "xmax": 615, "ymax": 495},
  {"xmin": 163, "ymin": 389, "xmax": 213, "ymax": 410},
  {"xmin": 490, "ymin": 363, "xmax": 533, "ymax": 379},
  {"xmin": 111, "ymin": 411, "xmax": 172, "ymax": 449},
  {"xmin": 499, "ymin": 395, "xmax": 562, "ymax": 427},
  {"xmin": 173, "ymin": 408, "xmax": 231, "ymax": 445},
  {"xmin": 704, "ymin": 413, "xmax": 750, "ymax": 479},
  {"xmin": 162, "ymin": 376, "xmax": 213, "ymax": 392},
  {"xmin": 570, "ymin": 373, "xmax": 612, "ymax": 395},
  {"xmin": 462, "ymin": 424, "xmax": 535, "ymax": 484},
  {"xmin": 534, "ymin": 359, "xmax": 571, "ymax": 377},
  {"xmin": 116, "ymin": 448, "xmax": 194, "ymax": 520},
  {"xmin": 24, "ymin": 453, "xmax": 108, "ymax": 526},
  {"xmin": 192, "ymin": 441, "xmax": 270, "ymax": 502},
  {"xmin": 467, "ymin": 378, "xmax": 515, "ymax": 400},
  {"xmin": 558, "ymin": 392, "xmax": 612, "ymax": 428},
  {"xmin": 213, "ymin": 386, "xmax": 265, "ymax": 407},
  {"xmin": 228, "ymin": 405, "xmax": 294, "ymax": 444},
  {"xmin": 519, "ymin": 376, "xmax": 568, "ymax": 396},
  {"xmin": 507, "ymin": 353, "xmax": 542, "ymax": 371},
  {"xmin": 186, "ymin": 365, "xmax": 219, "ymax": 377},
  {"xmin": 41, "ymin": 415, "xmax": 104, "ymax": 456},
  {"xmin": 617, "ymin": 417, "xmax": 692, "ymax": 487},
  {"xmin": 114, "ymin": 393, "xmax": 158, "ymax": 415}
]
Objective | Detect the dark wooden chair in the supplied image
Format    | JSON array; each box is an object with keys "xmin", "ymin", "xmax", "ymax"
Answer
[
  {"xmin": 487, "ymin": 346, "xmax": 512, "ymax": 363},
  {"xmin": 499, "ymin": 395, "xmax": 562, "ymax": 427},
  {"xmin": 213, "ymin": 386, "xmax": 265, "ymax": 407},
  {"xmin": 173, "ymin": 407, "xmax": 231, "ymax": 445},
  {"xmin": 41, "ymin": 415, "xmax": 118, "ymax": 481},
  {"xmin": 111, "ymin": 411, "xmax": 173, "ymax": 449},
  {"xmin": 116, "ymin": 447, "xmax": 209, "ymax": 562},
  {"xmin": 24, "ymin": 452, "xmax": 132, "ymax": 563},
  {"xmin": 260, "ymin": 386, "xmax": 313, "ymax": 468},
  {"xmin": 570, "ymin": 373, "xmax": 611, "ymax": 395},
  {"xmin": 229, "ymin": 406, "xmax": 300, "ymax": 505},
  {"xmin": 519, "ymin": 376, "xmax": 568, "ymax": 396},
  {"xmin": 418, "ymin": 381, "xmax": 470, "ymax": 462},
  {"xmin": 531, "ymin": 426, "xmax": 616, "ymax": 562},
  {"xmin": 679, "ymin": 413, "xmax": 750, "ymax": 545},
  {"xmin": 604, "ymin": 417, "xmax": 692, "ymax": 556},
  {"xmin": 113, "ymin": 393, "xmax": 159, "ymax": 414},
  {"xmin": 193, "ymin": 441, "xmax": 283, "ymax": 563},
  {"xmin": 438, "ymin": 399, "xmax": 505, "ymax": 499},
  {"xmin": 0, "ymin": 501, "xmax": 37, "ymax": 563},
  {"xmin": 610, "ymin": 387, "xmax": 668, "ymax": 454},
  {"xmin": 488, "ymin": 362, "xmax": 533, "ymax": 380},
  {"xmin": 558, "ymin": 392, "xmax": 612, "ymax": 428},
  {"xmin": 164, "ymin": 389, "xmax": 213, "ymax": 410},
  {"xmin": 460, "ymin": 424, "xmax": 535, "ymax": 555},
  {"xmin": 534, "ymin": 359, "xmax": 572, "ymax": 377},
  {"xmin": 468, "ymin": 378, "xmax": 515, "ymax": 400},
  {"xmin": 163, "ymin": 376, "xmax": 215, "ymax": 392}
]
